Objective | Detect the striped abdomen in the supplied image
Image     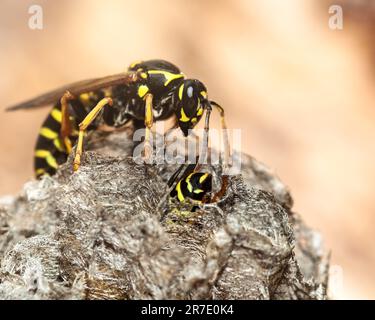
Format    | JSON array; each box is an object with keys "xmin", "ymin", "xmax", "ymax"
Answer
[
  {"xmin": 34, "ymin": 104, "xmax": 76, "ymax": 177},
  {"xmin": 34, "ymin": 91, "xmax": 105, "ymax": 178}
]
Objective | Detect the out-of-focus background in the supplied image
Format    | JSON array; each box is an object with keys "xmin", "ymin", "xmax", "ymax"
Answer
[{"xmin": 0, "ymin": 0, "xmax": 374, "ymax": 299}]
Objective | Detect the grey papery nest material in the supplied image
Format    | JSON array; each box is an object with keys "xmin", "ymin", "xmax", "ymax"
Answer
[{"xmin": 0, "ymin": 131, "xmax": 329, "ymax": 299}]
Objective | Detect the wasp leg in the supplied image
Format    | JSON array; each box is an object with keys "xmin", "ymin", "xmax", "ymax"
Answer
[
  {"xmin": 211, "ymin": 101, "xmax": 230, "ymax": 170},
  {"xmin": 60, "ymin": 91, "xmax": 75, "ymax": 153},
  {"xmin": 210, "ymin": 175, "xmax": 229, "ymax": 203},
  {"xmin": 73, "ymin": 97, "xmax": 113, "ymax": 171},
  {"xmin": 163, "ymin": 117, "xmax": 178, "ymax": 140},
  {"xmin": 199, "ymin": 106, "xmax": 212, "ymax": 167},
  {"xmin": 144, "ymin": 93, "xmax": 154, "ymax": 162}
]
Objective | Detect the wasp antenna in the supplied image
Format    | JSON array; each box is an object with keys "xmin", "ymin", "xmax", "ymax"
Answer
[
  {"xmin": 167, "ymin": 164, "xmax": 185, "ymax": 188},
  {"xmin": 209, "ymin": 100, "xmax": 225, "ymax": 116},
  {"xmin": 209, "ymin": 100, "xmax": 219, "ymax": 106},
  {"xmin": 203, "ymin": 99, "xmax": 212, "ymax": 111},
  {"xmin": 167, "ymin": 162, "xmax": 198, "ymax": 188}
]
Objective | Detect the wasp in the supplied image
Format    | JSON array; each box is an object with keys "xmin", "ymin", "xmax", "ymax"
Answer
[
  {"xmin": 6, "ymin": 59, "xmax": 229, "ymax": 178},
  {"xmin": 166, "ymin": 160, "xmax": 229, "ymax": 212}
]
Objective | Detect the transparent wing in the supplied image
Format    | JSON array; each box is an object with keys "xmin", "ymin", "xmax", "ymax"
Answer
[{"xmin": 6, "ymin": 72, "xmax": 138, "ymax": 111}]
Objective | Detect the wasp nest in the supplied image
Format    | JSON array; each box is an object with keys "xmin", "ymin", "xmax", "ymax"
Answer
[{"xmin": 0, "ymin": 131, "xmax": 329, "ymax": 299}]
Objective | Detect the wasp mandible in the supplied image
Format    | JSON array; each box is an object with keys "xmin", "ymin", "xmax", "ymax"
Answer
[{"xmin": 6, "ymin": 59, "xmax": 229, "ymax": 177}]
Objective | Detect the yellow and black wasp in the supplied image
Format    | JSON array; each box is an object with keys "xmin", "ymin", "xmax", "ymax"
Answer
[
  {"xmin": 6, "ymin": 59, "xmax": 229, "ymax": 178},
  {"xmin": 166, "ymin": 159, "xmax": 229, "ymax": 212}
]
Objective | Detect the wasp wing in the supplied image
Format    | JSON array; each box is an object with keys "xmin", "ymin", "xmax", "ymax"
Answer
[{"xmin": 6, "ymin": 72, "xmax": 138, "ymax": 111}]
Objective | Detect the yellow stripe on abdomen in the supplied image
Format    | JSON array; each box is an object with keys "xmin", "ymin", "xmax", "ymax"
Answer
[
  {"xmin": 51, "ymin": 109, "xmax": 62, "ymax": 123},
  {"xmin": 40, "ymin": 127, "xmax": 59, "ymax": 140},
  {"xmin": 35, "ymin": 168, "xmax": 47, "ymax": 177},
  {"xmin": 35, "ymin": 150, "xmax": 58, "ymax": 169},
  {"xmin": 39, "ymin": 127, "xmax": 65, "ymax": 152},
  {"xmin": 53, "ymin": 139, "xmax": 64, "ymax": 152}
]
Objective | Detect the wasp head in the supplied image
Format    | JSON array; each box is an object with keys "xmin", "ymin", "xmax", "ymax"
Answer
[
  {"xmin": 170, "ymin": 172, "xmax": 212, "ymax": 203},
  {"xmin": 174, "ymin": 79, "xmax": 208, "ymax": 137}
]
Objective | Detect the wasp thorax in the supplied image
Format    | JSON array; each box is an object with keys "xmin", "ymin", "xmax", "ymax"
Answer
[{"xmin": 175, "ymin": 79, "xmax": 207, "ymax": 137}]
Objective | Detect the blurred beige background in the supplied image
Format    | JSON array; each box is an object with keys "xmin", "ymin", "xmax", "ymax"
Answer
[{"xmin": 1, "ymin": 0, "xmax": 374, "ymax": 299}]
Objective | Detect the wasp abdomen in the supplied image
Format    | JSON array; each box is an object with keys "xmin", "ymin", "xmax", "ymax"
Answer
[
  {"xmin": 34, "ymin": 92, "xmax": 103, "ymax": 178},
  {"xmin": 34, "ymin": 105, "xmax": 72, "ymax": 177}
]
